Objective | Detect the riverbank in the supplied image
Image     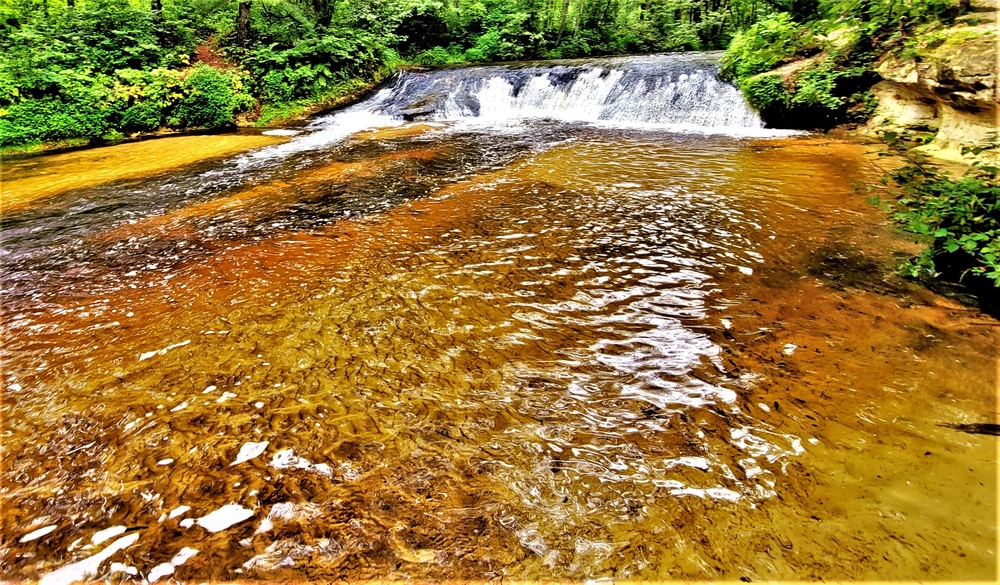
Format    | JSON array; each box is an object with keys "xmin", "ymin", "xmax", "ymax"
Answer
[
  {"xmin": 0, "ymin": 73, "xmax": 391, "ymax": 158},
  {"xmin": 722, "ymin": 0, "xmax": 998, "ymax": 164},
  {"xmin": 1, "ymin": 133, "xmax": 289, "ymax": 212}
]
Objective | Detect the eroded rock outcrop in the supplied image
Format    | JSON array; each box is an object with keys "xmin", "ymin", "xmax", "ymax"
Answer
[{"xmin": 866, "ymin": 0, "xmax": 998, "ymax": 162}]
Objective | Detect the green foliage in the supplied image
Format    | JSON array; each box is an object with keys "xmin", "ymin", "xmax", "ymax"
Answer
[
  {"xmin": 466, "ymin": 27, "xmax": 526, "ymax": 61},
  {"xmin": 720, "ymin": 13, "xmax": 808, "ymax": 80},
  {"xmin": 413, "ymin": 45, "xmax": 464, "ymax": 65},
  {"xmin": 844, "ymin": 89, "xmax": 877, "ymax": 122},
  {"xmin": 173, "ymin": 65, "xmax": 250, "ymax": 127},
  {"xmin": 121, "ymin": 103, "xmax": 163, "ymax": 132},
  {"xmin": 790, "ymin": 61, "xmax": 843, "ymax": 110},
  {"xmin": 170, "ymin": 0, "xmax": 238, "ymax": 38},
  {"xmin": 820, "ymin": 0, "xmax": 958, "ymax": 34},
  {"xmin": 888, "ymin": 142, "xmax": 1000, "ymax": 287},
  {"xmin": 739, "ymin": 72, "xmax": 789, "ymax": 111},
  {"xmin": 0, "ymin": 0, "xmax": 195, "ymax": 107},
  {"xmin": 723, "ymin": 0, "xmax": 971, "ymax": 128},
  {"xmin": 0, "ymin": 97, "xmax": 110, "ymax": 147},
  {"xmin": 0, "ymin": 0, "xmax": 208, "ymax": 145}
]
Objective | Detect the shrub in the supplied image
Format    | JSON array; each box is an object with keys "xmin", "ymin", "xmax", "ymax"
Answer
[
  {"xmin": 463, "ymin": 28, "xmax": 525, "ymax": 62},
  {"xmin": 889, "ymin": 147, "xmax": 1000, "ymax": 288},
  {"xmin": 552, "ymin": 35, "xmax": 592, "ymax": 59},
  {"xmin": 173, "ymin": 65, "xmax": 249, "ymax": 128},
  {"xmin": 720, "ymin": 13, "xmax": 808, "ymax": 81},
  {"xmin": 112, "ymin": 68, "xmax": 186, "ymax": 114},
  {"xmin": 413, "ymin": 46, "xmax": 457, "ymax": 66},
  {"xmin": 121, "ymin": 103, "xmax": 162, "ymax": 132},
  {"xmin": 740, "ymin": 73, "xmax": 789, "ymax": 111},
  {"xmin": 260, "ymin": 69, "xmax": 295, "ymax": 102},
  {"xmin": 660, "ymin": 23, "xmax": 701, "ymax": 52},
  {"xmin": 0, "ymin": 97, "xmax": 110, "ymax": 147},
  {"xmin": 791, "ymin": 62, "xmax": 844, "ymax": 110},
  {"xmin": 463, "ymin": 46, "xmax": 488, "ymax": 62}
]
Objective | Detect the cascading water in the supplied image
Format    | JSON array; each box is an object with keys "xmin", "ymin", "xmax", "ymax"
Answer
[
  {"xmin": 263, "ymin": 52, "xmax": 779, "ymax": 159},
  {"xmin": 369, "ymin": 53, "xmax": 765, "ymax": 129}
]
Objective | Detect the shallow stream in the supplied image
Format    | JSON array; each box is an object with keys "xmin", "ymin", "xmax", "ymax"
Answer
[{"xmin": 1, "ymin": 53, "xmax": 996, "ymax": 582}]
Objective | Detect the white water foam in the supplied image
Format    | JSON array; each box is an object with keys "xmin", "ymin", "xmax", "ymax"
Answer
[
  {"xmin": 234, "ymin": 110, "xmax": 400, "ymax": 164},
  {"xmin": 38, "ymin": 532, "xmax": 140, "ymax": 585},
  {"xmin": 248, "ymin": 54, "xmax": 797, "ymax": 163},
  {"xmin": 195, "ymin": 504, "xmax": 254, "ymax": 533}
]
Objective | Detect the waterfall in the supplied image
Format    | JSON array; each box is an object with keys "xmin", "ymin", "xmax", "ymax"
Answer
[
  {"xmin": 252, "ymin": 53, "xmax": 786, "ymax": 162},
  {"xmin": 326, "ymin": 52, "xmax": 764, "ymax": 131}
]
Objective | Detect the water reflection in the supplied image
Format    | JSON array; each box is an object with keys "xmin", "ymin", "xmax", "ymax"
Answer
[{"xmin": 1, "ymin": 126, "xmax": 995, "ymax": 582}]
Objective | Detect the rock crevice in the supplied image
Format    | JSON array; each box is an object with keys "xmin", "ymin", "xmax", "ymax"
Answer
[{"xmin": 866, "ymin": 0, "xmax": 998, "ymax": 162}]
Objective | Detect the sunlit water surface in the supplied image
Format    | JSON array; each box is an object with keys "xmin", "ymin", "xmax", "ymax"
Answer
[{"xmin": 1, "ymin": 62, "xmax": 996, "ymax": 583}]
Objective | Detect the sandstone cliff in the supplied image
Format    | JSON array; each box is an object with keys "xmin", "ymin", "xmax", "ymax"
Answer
[{"xmin": 866, "ymin": 0, "xmax": 998, "ymax": 162}]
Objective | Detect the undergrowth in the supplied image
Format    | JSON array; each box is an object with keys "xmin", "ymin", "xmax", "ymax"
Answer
[
  {"xmin": 720, "ymin": 0, "xmax": 965, "ymax": 129},
  {"xmin": 882, "ymin": 136, "xmax": 1000, "ymax": 298}
]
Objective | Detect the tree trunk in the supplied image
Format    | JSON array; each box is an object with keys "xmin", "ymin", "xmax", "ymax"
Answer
[
  {"xmin": 600, "ymin": 0, "xmax": 612, "ymax": 25},
  {"xmin": 236, "ymin": 1, "xmax": 251, "ymax": 47},
  {"xmin": 554, "ymin": 0, "xmax": 570, "ymax": 46}
]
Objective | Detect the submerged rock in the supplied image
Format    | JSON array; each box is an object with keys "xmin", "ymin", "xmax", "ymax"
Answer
[{"xmin": 398, "ymin": 94, "xmax": 443, "ymax": 120}]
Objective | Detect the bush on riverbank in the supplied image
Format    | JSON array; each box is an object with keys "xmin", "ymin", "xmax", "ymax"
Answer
[
  {"xmin": 0, "ymin": 63, "xmax": 252, "ymax": 147},
  {"xmin": 889, "ymin": 147, "xmax": 1000, "ymax": 292},
  {"xmin": 0, "ymin": 1, "xmax": 258, "ymax": 147}
]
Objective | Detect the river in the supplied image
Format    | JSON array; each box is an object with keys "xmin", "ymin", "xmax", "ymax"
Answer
[{"xmin": 1, "ymin": 53, "xmax": 996, "ymax": 582}]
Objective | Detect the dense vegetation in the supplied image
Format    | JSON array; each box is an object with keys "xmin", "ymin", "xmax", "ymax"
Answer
[
  {"xmin": 718, "ymin": 0, "xmax": 970, "ymax": 128},
  {"xmin": 884, "ymin": 141, "xmax": 1000, "ymax": 300},
  {"xmin": 0, "ymin": 0, "xmax": 791, "ymax": 148}
]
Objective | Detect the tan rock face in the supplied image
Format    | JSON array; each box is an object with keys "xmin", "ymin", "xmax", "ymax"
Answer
[{"xmin": 866, "ymin": 15, "xmax": 998, "ymax": 163}]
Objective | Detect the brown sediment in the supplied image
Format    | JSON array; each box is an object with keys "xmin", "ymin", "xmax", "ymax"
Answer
[
  {"xmin": 1, "ymin": 131, "xmax": 996, "ymax": 582},
  {"xmin": 700, "ymin": 237, "xmax": 998, "ymax": 580},
  {"xmin": 1, "ymin": 162, "xmax": 510, "ymax": 394},
  {"xmin": 93, "ymin": 146, "xmax": 442, "ymax": 243},
  {"xmin": 353, "ymin": 124, "xmax": 447, "ymax": 141},
  {"xmin": 195, "ymin": 42, "xmax": 235, "ymax": 70},
  {"xmin": 0, "ymin": 134, "xmax": 288, "ymax": 212}
]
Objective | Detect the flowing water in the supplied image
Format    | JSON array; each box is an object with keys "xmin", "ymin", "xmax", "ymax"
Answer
[{"xmin": 1, "ymin": 53, "xmax": 997, "ymax": 583}]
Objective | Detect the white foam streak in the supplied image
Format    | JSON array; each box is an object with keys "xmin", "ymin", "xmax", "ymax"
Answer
[
  {"xmin": 91, "ymin": 525, "xmax": 126, "ymax": 545},
  {"xmin": 195, "ymin": 504, "xmax": 254, "ymax": 533},
  {"xmin": 231, "ymin": 441, "xmax": 269, "ymax": 466},
  {"xmin": 39, "ymin": 532, "xmax": 140, "ymax": 585},
  {"xmin": 239, "ymin": 111, "xmax": 399, "ymax": 163},
  {"xmin": 19, "ymin": 524, "xmax": 58, "ymax": 543}
]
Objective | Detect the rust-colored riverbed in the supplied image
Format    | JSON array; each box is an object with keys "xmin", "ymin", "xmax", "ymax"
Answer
[{"xmin": 1, "ymin": 121, "xmax": 996, "ymax": 582}]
